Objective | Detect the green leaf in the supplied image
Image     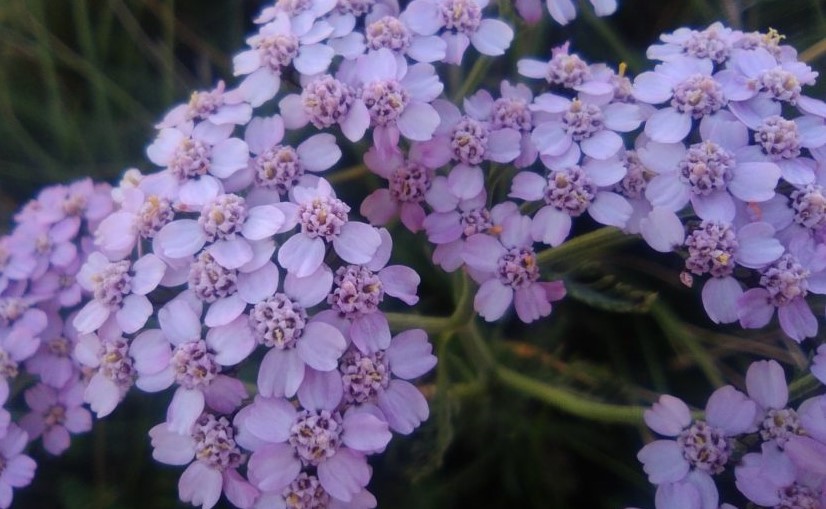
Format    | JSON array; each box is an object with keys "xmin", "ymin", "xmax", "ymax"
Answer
[{"xmin": 562, "ymin": 265, "xmax": 658, "ymax": 314}]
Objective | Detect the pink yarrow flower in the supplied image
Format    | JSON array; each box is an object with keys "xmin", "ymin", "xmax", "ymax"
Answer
[
  {"xmin": 19, "ymin": 379, "xmax": 92, "ymax": 456},
  {"xmin": 0, "ymin": 424, "xmax": 36, "ymax": 509}
]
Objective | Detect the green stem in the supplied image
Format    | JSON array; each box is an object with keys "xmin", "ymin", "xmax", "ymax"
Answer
[
  {"xmin": 328, "ymin": 164, "xmax": 367, "ymax": 184},
  {"xmin": 452, "ymin": 56, "xmax": 491, "ymax": 102},
  {"xmin": 537, "ymin": 227, "xmax": 632, "ymax": 265},
  {"xmin": 496, "ymin": 365, "xmax": 646, "ymax": 424},
  {"xmin": 386, "ymin": 271, "xmax": 475, "ymax": 333},
  {"xmin": 789, "ymin": 373, "xmax": 822, "ymax": 400}
]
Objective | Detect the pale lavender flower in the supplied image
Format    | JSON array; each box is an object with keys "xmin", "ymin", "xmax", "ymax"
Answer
[
  {"xmin": 25, "ymin": 311, "xmax": 79, "ymax": 388},
  {"xmin": 359, "ymin": 10, "xmax": 447, "ymax": 63},
  {"xmin": 10, "ymin": 217, "xmax": 80, "ymax": 281},
  {"xmin": 72, "ymin": 251, "xmax": 166, "ymax": 335},
  {"xmin": 735, "ymin": 441, "xmax": 823, "ymax": 508},
  {"xmin": 149, "ymin": 413, "xmax": 259, "ymax": 509},
  {"xmin": 401, "ymin": 0, "xmax": 513, "ymax": 64},
  {"xmin": 244, "ymin": 115, "xmax": 342, "ymax": 195},
  {"xmin": 129, "ymin": 298, "xmax": 253, "ymax": 434},
  {"xmin": 0, "ymin": 424, "xmax": 36, "ymax": 509},
  {"xmin": 19, "ymin": 378, "xmax": 91, "ymax": 455},
  {"xmin": 647, "ymin": 23, "xmax": 737, "ymax": 65},
  {"xmin": 518, "ymin": 43, "xmax": 614, "ymax": 96},
  {"xmin": 277, "ymin": 178, "xmax": 381, "ymax": 278},
  {"xmin": 545, "ymin": 0, "xmax": 616, "ymax": 25},
  {"xmin": 633, "ymin": 57, "xmax": 729, "ymax": 143},
  {"xmin": 279, "ymin": 74, "xmax": 368, "ymax": 142},
  {"xmin": 462, "ymin": 213, "xmax": 566, "ymax": 322},
  {"xmin": 638, "ymin": 387, "xmax": 756, "ymax": 488},
  {"xmin": 157, "ymin": 81, "xmax": 253, "ymax": 129},
  {"xmin": 232, "ymin": 11, "xmax": 336, "ymax": 106},
  {"xmin": 744, "ymin": 359, "xmax": 806, "ymax": 448},
  {"xmin": 339, "ymin": 328, "xmax": 435, "ymax": 434},
  {"xmin": 74, "ymin": 331, "xmax": 136, "ymax": 417},
  {"xmin": 252, "ymin": 473, "xmax": 378, "ymax": 509},
  {"xmin": 243, "ymin": 388, "xmax": 390, "ymax": 503},
  {"xmin": 510, "ymin": 160, "xmax": 633, "ymax": 246}
]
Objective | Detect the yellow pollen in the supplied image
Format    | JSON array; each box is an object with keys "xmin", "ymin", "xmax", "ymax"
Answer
[
  {"xmin": 488, "ymin": 224, "xmax": 503, "ymax": 235},
  {"xmin": 618, "ymin": 62, "xmax": 627, "ymax": 78}
]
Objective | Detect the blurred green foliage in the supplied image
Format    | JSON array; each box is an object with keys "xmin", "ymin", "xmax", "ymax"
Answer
[{"xmin": 1, "ymin": 0, "xmax": 826, "ymax": 508}]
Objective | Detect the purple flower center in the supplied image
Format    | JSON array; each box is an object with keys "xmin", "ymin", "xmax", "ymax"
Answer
[
  {"xmin": 544, "ymin": 166, "xmax": 596, "ymax": 217},
  {"xmin": 341, "ymin": 349, "xmax": 389, "ymax": 404},
  {"xmin": 683, "ymin": 29, "xmax": 730, "ymax": 63},
  {"xmin": 671, "ymin": 74, "xmax": 727, "ymax": 118},
  {"xmin": 366, "ymin": 16, "xmax": 411, "ymax": 52},
  {"xmin": 289, "ymin": 410, "xmax": 343, "ymax": 466},
  {"xmin": 298, "ymin": 196, "xmax": 350, "ymax": 241},
  {"xmin": 755, "ymin": 115, "xmax": 801, "ymax": 160},
  {"xmin": 460, "ymin": 207, "xmax": 494, "ymax": 237},
  {"xmin": 439, "ymin": 0, "xmax": 481, "ymax": 33},
  {"xmin": 254, "ymin": 145, "xmax": 304, "ymax": 194},
  {"xmin": 0, "ymin": 349, "xmax": 19, "ymax": 379},
  {"xmin": 497, "ymin": 247, "xmax": 539, "ymax": 289},
  {"xmin": 0, "ymin": 298, "xmax": 27, "ymax": 326},
  {"xmin": 188, "ymin": 251, "xmax": 238, "ymax": 303},
  {"xmin": 760, "ymin": 67, "xmax": 801, "ymax": 103},
  {"xmin": 62, "ymin": 193, "xmax": 87, "ymax": 216},
  {"xmin": 250, "ymin": 294, "xmax": 307, "ymax": 349},
  {"xmin": 491, "ymin": 97, "xmax": 532, "ymax": 131},
  {"xmin": 138, "ymin": 196, "xmax": 175, "ymax": 239},
  {"xmin": 99, "ymin": 339, "xmax": 134, "ymax": 389},
  {"xmin": 275, "ymin": 0, "xmax": 311, "ymax": 15},
  {"xmin": 93, "ymin": 260, "xmax": 132, "ymax": 308},
  {"xmin": 302, "ymin": 76, "xmax": 355, "ymax": 129},
  {"xmin": 760, "ymin": 254, "xmax": 809, "ymax": 306},
  {"xmin": 171, "ymin": 138, "xmax": 211, "ymax": 180},
  {"xmin": 328, "ymin": 265, "xmax": 384, "ymax": 319},
  {"xmin": 192, "ymin": 414, "xmax": 243, "ymax": 471},
  {"xmin": 777, "ymin": 483, "xmax": 820, "ymax": 509},
  {"xmin": 547, "ymin": 52, "xmax": 590, "ymax": 88},
  {"xmin": 34, "ymin": 233, "xmax": 51, "ymax": 255},
  {"xmin": 389, "ymin": 163, "xmax": 431, "ymax": 204},
  {"xmin": 734, "ymin": 29, "xmax": 783, "ymax": 58},
  {"xmin": 362, "ymin": 80, "xmax": 409, "ymax": 127},
  {"xmin": 615, "ymin": 150, "xmax": 655, "ymax": 199},
  {"xmin": 563, "ymin": 99, "xmax": 605, "ymax": 140},
  {"xmin": 679, "ymin": 141, "xmax": 734, "ymax": 196},
  {"xmin": 451, "ymin": 117, "xmax": 489, "ymax": 165},
  {"xmin": 760, "ymin": 408, "xmax": 802, "ymax": 447},
  {"xmin": 199, "ymin": 194, "xmax": 247, "ymax": 242},
  {"xmin": 684, "ymin": 221, "xmax": 738, "ymax": 278},
  {"xmin": 48, "ymin": 337, "xmax": 72, "ymax": 358},
  {"xmin": 256, "ymin": 34, "xmax": 300, "ymax": 73},
  {"xmin": 282, "ymin": 473, "xmax": 330, "ymax": 509},
  {"xmin": 186, "ymin": 89, "xmax": 223, "ymax": 122},
  {"xmin": 44, "ymin": 404, "xmax": 67, "ymax": 428},
  {"xmin": 171, "ymin": 340, "xmax": 219, "ymax": 390},
  {"xmin": 791, "ymin": 184, "xmax": 826, "ymax": 229},
  {"xmin": 677, "ymin": 420, "xmax": 730, "ymax": 474},
  {"xmin": 336, "ymin": 0, "xmax": 374, "ymax": 15}
]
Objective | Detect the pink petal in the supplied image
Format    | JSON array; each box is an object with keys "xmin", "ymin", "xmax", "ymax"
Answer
[
  {"xmin": 333, "ymin": 222, "xmax": 381, "ymax": 265},
  {"xmin": 297, "ymin": 322, "xmax": 347, "ymax": 371}
]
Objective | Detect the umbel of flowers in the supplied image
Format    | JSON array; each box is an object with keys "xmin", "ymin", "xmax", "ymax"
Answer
[{"xmin": 5, "ymin": 0, "xmax": 826, "ymax": 508}]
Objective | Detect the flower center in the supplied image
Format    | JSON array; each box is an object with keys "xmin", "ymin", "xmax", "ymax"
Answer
[
  {"xmin": 366, "ymin": 16, "xmax": 411, "ymax": 52},
  {"xmin": 62, "ymin": 193, "xmax": 88, "ymax": 216},
  {"xmin": 389, "ymin": 163, "xmax": 431, "ymax": 203},
  {"xmin": 256, "ymin": 34, "xmax": 300, "ymax": 73},
  {"xmin": 791, "ymin": 184, "xmax": 826, "ymax": 229},
  {"xmin": 48, "ymin": 337, "xmax": 72, "ymax": 358},
  {"xmin": 439, "ymin": 0, "xmax": 481, "ymax": 33},
  {"xmin": 171, "ymin": 138, "xmax": 211, "ymax": 180},
  {"xmin": 0, "ymin": 298, "xmax": 27, "ymax": 326},
  {"xmin": 497, "ymin": 247, "xmax": 539, "ymax": 289},
  {"xmin": 138, "ymin": 195, "xmax": 175, "ymax": 239},
  {"xmin": 683, "ymin": 28, "xmax": 730, "ymax": 63},
  {"xmin": 544, "ymin": 166, "xmax": 596, "ymax": 217},
  {"xmin": 671, "ymin": 74, "xmax": 727, "ymax": 118},
  {"xmin": 302, "ymin": 76, "xmax": 355, "ymax": 129},
  {"xmin": 755, "ymin": 115, "xmax": 801, "ymax": 160},
  {"xmin": 760, "ymin": 67, "xmax": 801, "ymax": 103},
  {"xmin": 677, "ymin": 420, "xmax": 730, "ymax": 474},
  {"xmin": 199, "ymin": 194, "xmax": 247, "ymax": 242},
  {"xmin": 298, "ymin": 196, "xmax": 350, "ymax": 241},
  {"xmin": 460, "ymin": 208, "xmax": 494, "ymax": 237},
  {"xmin": 547, "ymin": 52, "xmax": 590, "ymax": 88},
  {"xmin": 192, "ymin": 414, "xmax": 243, "ymax": 471},
  {"xmin": 99, "ymin": 339, "xmax": 134, "ymax": 389},
  {"xmin": 491, "ymin": 97, "xmax": 531, "ymax": 131},
  {"xmin": 171, "ymin": 340, "xmax": 219, "ymax": 390},
  {"xmin": 254, "ymin": 145, "xmax": 305, "ymax": 194},
  {"xmin": 679, "ymin": 141, "xmax": 734, "ymax": 196},
  {"xmin": 760, "ymin": 254, "xmax": 809, "ymax": 306},
  {"xmin": 93, "ymin": 261, "xmax": 132, "ymax": 308},
  {"xmin": 250, "ymin": 294, "xmax": 307, "ymax": 349},
  {"xmin": 0, "ymin": 349, "xmax": 19, "ymax": 379},
  {"xmin": 44, "ymin": 405, "xmax": 66, "ymax": 428},
  {"xmin": 760, "ymin": 408, "xmax": 803, "ymax": 447},
  {"xmin": 328, "ymin": 265, "xmax": 384, "ymax": 318},
  {"xmin": 340, "ymin": 349, "xmax": 390, "ymax": 404},
  {"xmin": 282, "ymin": 473, "xmax": 330, "ymax": 509},
  {"xmin": 563, "ymin": 99, "xmax": 604, "ymax": 140},
  {"xmin": 684, "ymin": 221, "xmax": 738, "ymax": 278},
  {"xmin": 289, "ymin": 410, "xmax": 343, "ymax": 466},
  {"xmin": 615, "ymin": 150, "xmax": 655, "ymax": 199},
  {"xmin": 362, "ymin": 80, "xmax": 409, "ymax": 127},
  {"xmin": 777, "ymin": 483, "xmax": 820, "ymax": 509},
  {"xmin": 451, "ymin": 117, "xmax": 489, "ymax": 165},
  {"xmin": 186, "ymin": 88, "xmax": 223, "ymax": 122},
  {"xmin": 188, "ymin": 251, "xmax": 238, "ymax": 303},
  {"xmin": 336, "ymin": 0, "xmax": 374, "ymax": 15}
]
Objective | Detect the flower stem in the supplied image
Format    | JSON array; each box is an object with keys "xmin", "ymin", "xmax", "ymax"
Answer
[
  {"xmin": 537, "ymin": 227, "xmax": 632, "ymax": 266},
  {"xmin": 329, "ymin": 164, "xmax": 367, "ymax": 184},
  {"xmin": 453, "ymin": 55, "xmax": 491, "ymax": 102},
  {"xmin": 495, "ymin": 365, "xmax": 647, "ymax": 424},
  {"xmin": 386, "ymin": 271, "xmax": 475, "ymax": 333}
]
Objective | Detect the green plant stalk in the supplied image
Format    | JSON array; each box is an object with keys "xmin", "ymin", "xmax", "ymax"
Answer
[
  {"xmin": 452, "ymin": 55, "xmax": 491, "ymax": 102},
  {"xmin": 537, "ymin": 227, "xmax": 632, "ymax": 265},
  {"xmin": 386, "ymin": 269, "xmax": 475, "ymax": 334}
]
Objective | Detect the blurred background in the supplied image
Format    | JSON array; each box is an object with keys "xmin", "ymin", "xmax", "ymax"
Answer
[{"xmin": 1, "ymin": 0, "xmax": 826, "ymax": 507}]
